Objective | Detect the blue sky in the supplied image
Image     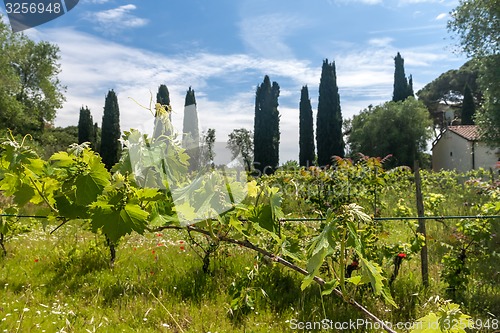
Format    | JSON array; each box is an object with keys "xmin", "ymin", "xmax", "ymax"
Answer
[{"xmin": 1, "ymin": 0, "xmax": 467, "ymax": 163}]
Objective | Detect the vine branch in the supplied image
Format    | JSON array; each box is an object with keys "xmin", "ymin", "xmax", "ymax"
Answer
[{"xmin": 154, "ymin": 224, "xmax": 398, "ymax": 333}]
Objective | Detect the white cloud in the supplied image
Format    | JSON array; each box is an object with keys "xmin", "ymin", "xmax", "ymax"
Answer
[
  {"xmin": 368, "ymin": 37, "xmax": 394, "ymax": 48},
  {"xmin": 85, "ymin": 4, "xmax": 149, "ymax": 33},
  {"xmin": 33, "ymin": 24, "xmax": 463, "ymax": 163},
  {"xmin": 239, "ymin": 14, "xmax": 310, "ymax": 59},
  {"xmin": 435, "ymin": 13, "xmax": 448, "ymax": 20}
]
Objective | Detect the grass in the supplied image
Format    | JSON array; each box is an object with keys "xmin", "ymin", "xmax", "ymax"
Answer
[{"xmin": 1, "ymin": 169, "xmax": 499, "ymax": 332}]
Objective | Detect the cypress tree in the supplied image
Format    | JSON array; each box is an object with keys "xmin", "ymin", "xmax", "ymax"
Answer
[
  {"xmin": 254, "ymin": 75, "xmax": 280, "ymax": 175},
  {"xmin": 100, "ymin": 90, "xmax": 121, "ymax": 170},
  {"xmin": 316, "ymin": 59, "xmax": 344, "ymax": 167},
  {"xmin": 392, "ymin": 52, "xmax": 413, "ymax": 102},
  {"xmin": 299, "ymin": 85, "xmax": 315, "ymax": 167},
  {"xmin": 407, "ymin": 74, "xmax": 414, "ymax": 98},
  {"xmin": 92, "ymin": 122, "xmax": 100, "ymax": 152},
  {"xmin": 182, "ymin": 87, "xmax": 200, "ymax": 172},
  {"xmin": 78, "ymin": 106, "xmax": 94, "ymax": 147},
  {"xmin": 156, "ymin": 84, "xmax": 170, "ymax": 106},
  {"xmin": 461, "ymin": 84, "xmax": 475, "ymax": 125}
]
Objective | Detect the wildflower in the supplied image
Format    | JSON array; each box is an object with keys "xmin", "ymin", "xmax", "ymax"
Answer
[
  {"xmin": 180, "ymin": 246, "xmax": 185, "ymax": 251},
  {"xmin": 156, "ymin": 233, "xmax": 162, "ymax": 237},
  {"xmin": 397, "ymin": 253, "xmax": 407, "ymax": 258},
  {"xmin": 152, "ymin": 250, "xmax": 156, "ymax": 255},
  {"xmin": 34, "ymin": 259, "xmax": 39, "ymax": 263},
  {"xmin": 179, "ymin": 240, "xmax": 184, "ymax": 244}
]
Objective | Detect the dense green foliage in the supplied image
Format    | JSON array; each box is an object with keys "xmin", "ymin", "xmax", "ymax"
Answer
[
  {"xmin": 39, "ymin": 126, "xmax": 79, "ymax": 159},
  {"xmin": 299, "ymin": 85, "xmax": 315, "ymax": 167},
  {"xmin": 77, "ymin": 106, "xmax": 95, "ymax": 147},
  {"xmin": 254, "ymin": 75, "xmax": 280, "ymax": 174},
  {"xmin": 0, "ymin": 115, "xmax": 499, "ymax": 331},
  {"xmin": 0, "ymin": 18, "xmax": 65, "ymax": 137},
  {"xmin": 227, "ymin": 128, "xmax": 253, "ymax": 172},
  {"xmin": 461, "ymin": 84, "xmax": 476, "ymax": 125},
  {"xmin": 416, "ymin": 60, "xmax": 481, "ymax": 129},
  {"xmin": 100, "ymin": 90, "xmax": 121, "ymax": 170},
  {"xmin": 348, "ymin": 98, "xmax": 432, "ymax": 168},
  {"xmin": 182, "ymin": 87, "xmax": 200, "ymax": 172},
  {"xmin": 156, "ymin": 84, "xmax": 170, "ymax": 106},
  {"xmin": 448, "ymin": 0, "xmax": 499, "ymax": 146},
  {"xmin": 392, "ymin": 53, "xmax": 413, "ymax": 102},
  {"xmin": 316, "ymin": 59, "xmax": 344, "ymax": 166}
]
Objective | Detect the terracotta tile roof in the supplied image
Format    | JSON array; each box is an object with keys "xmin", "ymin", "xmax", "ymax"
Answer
[{"xmin": 448, "ymin": 125, "xmax": 481, "ymax": 141}]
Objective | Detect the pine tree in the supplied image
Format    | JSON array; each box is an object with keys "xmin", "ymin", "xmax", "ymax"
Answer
[
  {"xmin": 392, "ymin": 52, "xmax": 413, "ymax": 102},
  {"xmin": 316, "ymin": 59, "xmax": 344, "ymax": 167},
  {"xmin": 461, "ymin": 84, "xmax": 475, "ymax": 125},
  {"xmin": 254, "ymin": 75, "xmax": 280, "ymax": 175},
  {"xmin": 299, "ymin": 85, "xmax": 315, "ymax": 167},
  {"xmin": 182, "ymin": 87, "xmax": 200, "ymax": 172},
  {"xmin": 78, "ymin": 106, "xmax": 94, "ymax": 147},
  {"xmin": 100, "ymin": 90, "xmax": 121, "ymax": 170}
]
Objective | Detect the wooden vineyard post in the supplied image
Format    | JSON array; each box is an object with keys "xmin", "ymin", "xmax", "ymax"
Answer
[{"xmin": 414, "ymin": 161, "xmax": 429, "ymax": 287}]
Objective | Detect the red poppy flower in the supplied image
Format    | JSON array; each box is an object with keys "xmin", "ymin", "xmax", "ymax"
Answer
[
  {"xmin": 180, "ymin": 246, "xmax": 185, "ymax": 251},
  {"xmin": 397, "ymin": 253, "xmax": 407, "ymax": 258},
  {"xmin": 34, "ymin": 259, "xmax": 39, "ymax": 263},
  {"xmin": 156, "ymin": 233, "xmax": 162, "ymax": 237},
  {"xmin": 179, "ymin": 240, "xmax": 184, "ymax": 244},
  {"xmin": 152, "ymin": 250, "xmax": 156, "ymax": 255}
]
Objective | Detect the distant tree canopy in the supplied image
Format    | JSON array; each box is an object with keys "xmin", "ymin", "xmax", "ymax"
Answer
[
  {"xmin": 228, "ymin": 128, "xmax": 253, "ymax": 172},
  {"xmin": 299, "ymin": 85, "xmax": 315, "ymax": 167},
  {"xmin": 392, "ymin": 52, "xmax": 414, "ymax": 102},
  {"xmin": 39, "ymin": 126, "xmax": 78, "ymax": 159},
  {"xmin": 100, "ymin": 90, "xmax": 121, "ymax": 170},
  {"xmin": 316, "ymin": 59, "xmax": 344, "ymax": 166},
  {"xmin": 182, "ymin": 87, "xmax": 200, "ymax": 172},
  {"xmin": 0, "ymin": 17, "xmax": 65, "ymax": 137},
  {"xmin": 254, "ymin": 75, "xmax": 280, "ymax": 174},
  {"xmin": 416, "ymin": 59, "xmax": 482, "ymax": 129},
  {"xmin": 448, "ymin": 0, "xmax": 499, "ymax": 145},
  {"xmin": 348, "ymin": 98, "xmax": 432, "ymax": 168}
]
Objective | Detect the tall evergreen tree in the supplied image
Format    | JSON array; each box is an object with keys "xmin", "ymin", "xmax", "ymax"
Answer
[
  {"xmin": 182, "ymin": 87, "xmax": 200, "ymax": 172},
  {"xmin": 156, "ymin": 84, "xmax": 170, "ymax": 106},
  {"xmin": 407, "ymin": 74, "xmax": 414, "ymax": 98},
  {"xmin": 299, "ymin": 85, "xmax": 315, "ymax": 167},
  {"xmin": 461, "ymin": 84, "xmax": 476, "ymax": 125},
  {"xmin": 78, "ymin": 106, "xmax": 94, "ymax": 147},
  {"xmin": 100, "ymin": 90, "xmax": 121, "ymax": 170},
  {"xmin": 316, "ymin": 59, "xmax": 344, "ymax": 166},
  {"xmin": 392, "ymin": 52, "xmax": 413, "ymax": 102},
  {"xmin": 254, "ymin": 75, "xmax": 280, "ymax": 174},
  {"xmin": 92, "ymin": 122, "xmax": 100, "ymax": 152}
]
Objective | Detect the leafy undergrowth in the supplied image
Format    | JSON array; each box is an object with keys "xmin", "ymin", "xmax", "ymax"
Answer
[
  {"xmin": 0, "ymin": 223, "xmax": 372, "ymax": 333},
  {"xmin": 1, "ymin": 220, "xmax": 499, "ymax": 333}
]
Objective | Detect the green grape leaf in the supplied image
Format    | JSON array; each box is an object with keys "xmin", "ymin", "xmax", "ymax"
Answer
[
  {"xmin": 75, "ymin": 157, "xmax": 110, "ymax": 206},
  {"xmin": 49, "ymin": 151, "xmax": 76, "ymax": 167},
  {"xmin": 321, "ymin": 279, "xmax": 340, "ymax": 296},
  {"xmin": 90, "ymin": 203, "xmax": 149, "ymax": 243},
  {"xmin": 358, "ymin": 253, "xmax": 397, "ymax": 307},
  {"xmin": 13, "ymin": 182, "xmax": 35, "ymax": 206},
  {"xmin": 54, "ymin": 195, "xmax": 89, "ymax": 220}
]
